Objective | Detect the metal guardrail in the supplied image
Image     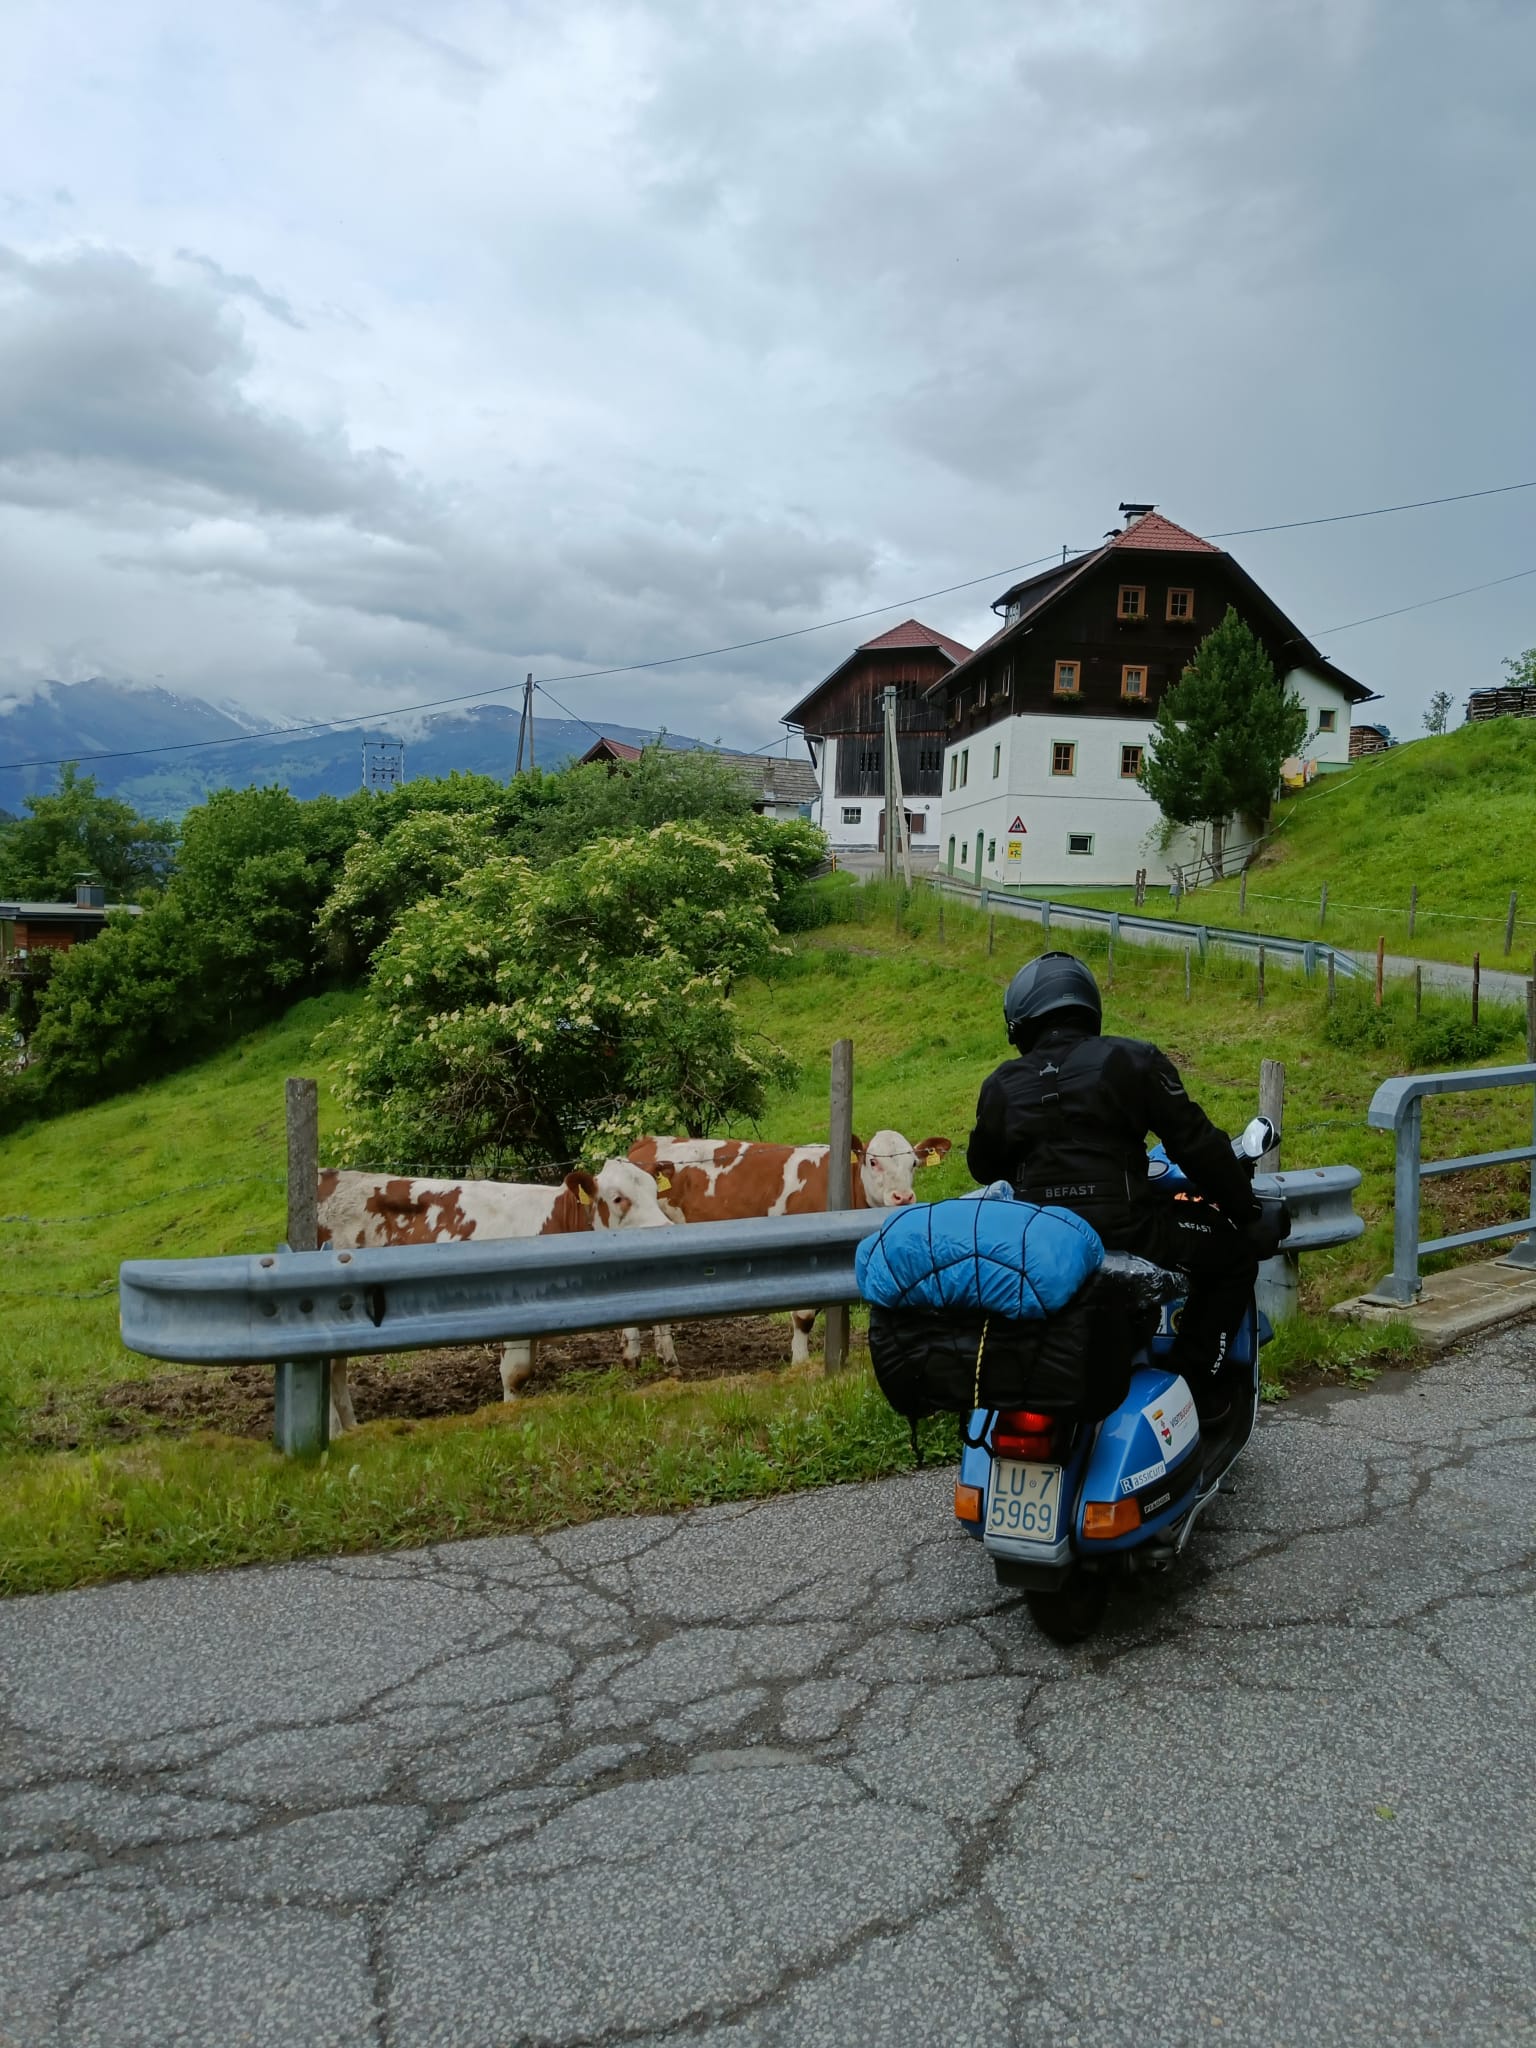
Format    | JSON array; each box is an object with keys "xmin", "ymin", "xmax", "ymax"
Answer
[
  {"xmin": 120, "ymin": 1167, "xmax": 1362, "ymax": 1453},
  {"xmin": 935, "ymin": 880, "xmax": 1364, "ymax": 979},
  {"xmin": 1363, "ymin": 1065, "xmax": 1536, "ymax": 1304}
]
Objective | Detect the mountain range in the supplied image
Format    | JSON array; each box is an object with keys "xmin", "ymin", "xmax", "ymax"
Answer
[{"xmin": 0, "ymin": 679, "xmax": 716, "ymax": 818}]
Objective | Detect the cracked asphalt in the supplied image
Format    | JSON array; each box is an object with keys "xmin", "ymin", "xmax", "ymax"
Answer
[{"xmin": 3, "ymin": 1330, "xmax": 1533, "ymax": 2048}]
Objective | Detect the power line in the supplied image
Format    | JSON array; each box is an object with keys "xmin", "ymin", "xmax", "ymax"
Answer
[
  {"xmin": 1318, "ymin": 564, "xmax": 1536, "ymax": 635},
  {"xmin": 4, "ymin": 475, "xmax": 1536, "ymax": 777},
  {"xmin": 1207, "ymin": 477, "xmax": 1536, "ymax": 539}
]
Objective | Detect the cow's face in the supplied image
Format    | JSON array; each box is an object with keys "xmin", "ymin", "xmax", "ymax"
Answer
[
  {"xmin": 591, "ymin": 1157, "xmax": 673, "ymax": 1230},
  {"xmin": 858, "ymin": 1130, "xmax": 952, "ymax": 1207}
]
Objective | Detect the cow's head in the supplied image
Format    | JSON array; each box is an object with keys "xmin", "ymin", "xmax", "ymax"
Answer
[
  {"xmin": 565, "ymin": 1158, "xmax": 673, "ymax": 1230},
  {"xmin": 857, "ymin": 1130, "xmax": 952, "ymax": 1207}
]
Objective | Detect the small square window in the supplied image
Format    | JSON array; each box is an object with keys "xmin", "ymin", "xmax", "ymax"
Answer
[
  {"xmin": 987, "ymin": 838, "xmax": 996, "ymax": 862},
  {"xmin": 1068, "ymin": 833, "xmax": 1094, "ymax": 856},
  {"xmin": 992, "ymin": 744, "xmax": 1001, "ymax": 778},
  {"xmin": 841, "ymin": 806, "xmax": 862, "ymax": 824},
  {"xmin": 1118, "ymin": 585, "xmax": 1146, "ymax": 620},
  {"xmin": 1054, "ymin": 660, "xmax": 1080, "ymax": 695},
  {"xmin": 1120, "ymin": 744, "xmax": 1143, "ymax": 779},
  {"xmin": 1051, "ymin": 742, "xmax": 1076, "ymax": 777},
  {"xmin": 1121, "ymin": 665, "xmax": 1147, "ymax": 700},
  {"xmin": 1319, "ymin": 708, "xmax": 1338, "ymax": 732},
  {"xmin": 1166, "ymin": 588, "xmax": 1193, "ymax": 622}
]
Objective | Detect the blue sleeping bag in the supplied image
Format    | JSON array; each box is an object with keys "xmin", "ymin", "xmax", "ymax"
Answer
[{"xmin": 855, "ymin": 1183, "xmax": 1103, "ymax": 1320}]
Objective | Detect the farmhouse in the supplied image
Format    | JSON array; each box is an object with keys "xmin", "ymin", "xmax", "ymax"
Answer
[
  {"xmin": 932, "ymin": 506, "xmax": 1377, "ymax": 889},
  {"xmin": 0, "ymin": 878, "xmax": 142, "ymax": 966},
  {"xmin": 781, "ymin": 619, "xmax": 973, "ymax": 851},
  {"xmin": 577, "ymin": 737, "xmax": 819, "ymax": 823}
]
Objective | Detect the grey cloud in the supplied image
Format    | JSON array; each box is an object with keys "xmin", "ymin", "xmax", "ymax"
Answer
[{"xmin": 175, "ymin": 249, "xmax": 306, "ymax": 329}]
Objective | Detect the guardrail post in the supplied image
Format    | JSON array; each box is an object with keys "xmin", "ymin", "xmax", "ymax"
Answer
[
  {"xmin": 823, "ymin": 1038, "xmax": 855, "ymax": 1372},
  {"xmin": 275, "ymin": 1077, "xmax": 329, "ymax": 1455},
  {"xmin": 1040, "ymin": 900, "xmax": 1051, "ymax": 933},
  {"xmin": 1368, "ymin": 1095, "xmax": 1424, "ymax": 1304},
  {"xmin": 1503, "ymin": 1065, "xmax": 1536, "ymax": 1271},
  {"xmin": 1197, "ymin": 925, "xmax": 1209, "ymax": 963}
]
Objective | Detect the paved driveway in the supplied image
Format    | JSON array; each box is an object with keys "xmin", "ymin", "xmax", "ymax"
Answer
[{"xmin": 3, "ymin": 1332, "xmax": 1533, "ymax": 2046}]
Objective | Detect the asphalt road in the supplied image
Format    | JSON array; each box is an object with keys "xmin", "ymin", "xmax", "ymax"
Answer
[{"xmin": 3, "ymin": 1329, "xmax": 1533, "ymax": 2047}]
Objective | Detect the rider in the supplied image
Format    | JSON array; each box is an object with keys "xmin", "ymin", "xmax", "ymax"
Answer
[{"xmin": 966, "ymin": 951, "xmax": 1261, "ymax": 1424}]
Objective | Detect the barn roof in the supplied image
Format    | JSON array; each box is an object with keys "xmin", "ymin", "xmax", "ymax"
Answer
[{"xmin": 783, "ymin": 617, "xmax": 973, "ymax": 727}]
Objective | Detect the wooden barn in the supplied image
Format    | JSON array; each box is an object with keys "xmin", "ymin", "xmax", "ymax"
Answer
[{"xmin": 781, "ymin": 619, "xmax": 973, "ymax": 850}]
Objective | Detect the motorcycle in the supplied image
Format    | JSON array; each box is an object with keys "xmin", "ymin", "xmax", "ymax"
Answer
[{"xmin": 950, "ymin": 1116, "xmax": 1290, "ymax": 1643}]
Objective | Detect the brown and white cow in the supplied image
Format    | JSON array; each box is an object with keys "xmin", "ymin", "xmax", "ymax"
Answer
[
  {"xmin": 627, "ymin": 1130, "xmax": 951, "ymax": 1363},
  {"xmin": 316, "ymin": 1158, "xmax": 676, "ymax": 1431}
]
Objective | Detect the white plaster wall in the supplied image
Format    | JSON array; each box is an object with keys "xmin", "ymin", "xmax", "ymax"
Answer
[
  {"xmin": 937, "ymin": 715, "xmax": 1203, "ymax": 887},
  {"xmin": 1283, "ymin": 667, "xmax": 1356, "ymax": 768}
]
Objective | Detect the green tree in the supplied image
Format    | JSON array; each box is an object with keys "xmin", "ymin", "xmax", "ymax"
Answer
[
  {"xmin": 1501, "ymin": 648, "xmax": 1536, "ymax": 691},
  {"xmin": 331, "ymin": 823, "xmax": 795, "ymax": 1177},
  {"xmin": 1423, "ymin": 689, "xmax": 1454, "ymax": 735},
  {"xmin": 25, "ymin": 899, "xmax": 211, "ymax": 1093},
  {"xmin": 316, "ymin": 809, "xmax": 501, "ymax": 974},
  {"xmin": 1139, "ymin": 607, "xmax": 1307, "ymax": 877},
  {"xmin": 0, "ymin": 765, "xmax": 175, "ymax": 901}
]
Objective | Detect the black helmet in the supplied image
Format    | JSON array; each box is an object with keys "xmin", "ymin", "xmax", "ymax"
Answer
[{"xmin": 1003, "ymin": 951, "xmax": 1102, "ymax": 1048}]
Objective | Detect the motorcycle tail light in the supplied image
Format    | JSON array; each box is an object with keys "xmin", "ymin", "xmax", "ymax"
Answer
[
  {"xmin": 993, "ymin": 1409, "xmax": 1056, "ymax": 1460},
  {"xmin": 1082, "ymin": 1499, "xmax": 1141, "ymax": 1540},
  {"xmin": 953, "ymin": 1482, "xmax": 984, "ymax": 1525}
]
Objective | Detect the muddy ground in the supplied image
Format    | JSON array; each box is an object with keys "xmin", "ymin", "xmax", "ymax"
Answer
[{"xmin": 33, "ymin": 1315, "xmax": 806, "ymax": 1450}]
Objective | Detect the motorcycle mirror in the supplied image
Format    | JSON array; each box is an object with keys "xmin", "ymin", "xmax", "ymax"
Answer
[{"xmin": 1236, "ymin": 1114, "xmax": 1278, "ymax": 1161}]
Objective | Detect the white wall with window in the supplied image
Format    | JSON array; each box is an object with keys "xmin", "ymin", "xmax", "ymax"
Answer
[
  {"xmin": 1282, "ymin": 667, "xmax": 1357, "ymax": 771},
  {"xmin": 937, "ymin": 714, "xmax": 1206, "ymax": 887}
]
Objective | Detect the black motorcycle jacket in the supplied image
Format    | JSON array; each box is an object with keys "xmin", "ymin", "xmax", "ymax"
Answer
[{"xmin": 966, "ymin": 1022, "xmax": 1259, "ymax": 1222}]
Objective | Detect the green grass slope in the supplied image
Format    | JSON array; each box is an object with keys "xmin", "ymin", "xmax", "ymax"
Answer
[
  {"xmin": 1049, "ymin": 719, "xmax": 1536, "ymax": 966},
  {"xmin": 8, "ymin": 883, "xmax": 1533, "ymax": 1591}
]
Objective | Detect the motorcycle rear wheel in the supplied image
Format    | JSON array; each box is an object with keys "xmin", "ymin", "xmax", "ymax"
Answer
[{"xmin": 1025, "ymin": 1565, "xmax": 1109, "ymax": 1644}]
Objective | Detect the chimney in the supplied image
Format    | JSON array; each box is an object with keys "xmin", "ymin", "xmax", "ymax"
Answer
[{"xmin": 75, "ymin": 877, "xmax": 106, "ymax": 909}]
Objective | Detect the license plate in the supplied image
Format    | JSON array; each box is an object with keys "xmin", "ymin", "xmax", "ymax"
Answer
[{"xmin": 985, "ymin": 1459, "xmax": 1063, "ymax": 1540}]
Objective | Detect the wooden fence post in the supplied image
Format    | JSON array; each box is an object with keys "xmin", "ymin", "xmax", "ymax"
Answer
[
  {"xmin": 1257, "ymin": 943, "xmax": 1266, "ymax": 1007},
  {"xmin": 1258, "ymin": 1058, "xmax": 1285, "ymax": 1172},
  {"xmin": 823, "ymin": 1038, "xmax": 855, "ymax": 1374},
  {"xmin": 1135, "ymin": 867, "xmax": 1146, "ymax": 908},
  {"xmin": 1239, "ymin": 868, "xmax": 1248, "ymax": 915},
  {"xmin": 1472, "ymin": 953, "xmax": 1481, "ymax": 1029},
  {"xmin": 1408, "ymin": 883, "xmax": 1418, "ymax": 941},
  {"xmin": 1375, "ymin": 936, "xmax": 1385, "ymax": 1009},
  {"xmin": 1505, "ymin": 891, "xmax": 1518, "ymax": 957},
  {"xmin": 275, "ymin": 1078, "xmax": 329, "ymax": 1457},
  {"xmin": 937, "ymin": 898, "xmax": 945, "ymax": 942},
  {"xmin": 1415, "ymin": 964, "xmax": 1422, "ymax": 1019},
  {"xmin": 1319, "ymin": 882, "xmax": 1328, "ymax": 930},
  {"xmin": 1184, "ymin": 948, "xmax": 1192, "ymax": 1002},
  {"xmin": 1327, "ymin": 951, "xmax": 1336, "ymax": 1008},
  {"xmin": 987, "ymin": 913, "xmax": 995, "ymax": 956}
]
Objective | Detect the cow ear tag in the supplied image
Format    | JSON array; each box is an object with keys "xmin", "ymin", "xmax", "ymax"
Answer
[
  {"xmin": 850, "ymin": 1150, "xmax": 861, "ymax": 1167},
  {"xmin": 576, "ymin": 1184, "xmax": 592, "ymax": 1207},
  {"xmin": 656, "ymin": 1172, "xmax": 671, "ymax": 1192}
]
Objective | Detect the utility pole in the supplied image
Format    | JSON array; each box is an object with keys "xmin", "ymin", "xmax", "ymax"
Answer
[
  {"xmin": 514, "ymin": 672, "xmax": 530, "ymax": 776},
  {"xmin": 525, "ymin": 672, "xmax": 535, "ymax": 773},
  {"xmin": 881, "ymin": 685, "xmax": 910, "ymax": 888}
]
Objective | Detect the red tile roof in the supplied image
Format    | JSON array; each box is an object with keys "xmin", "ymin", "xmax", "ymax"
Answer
[
  {"xmin": 1109, "ymin": 511, "xmax": 1220, "ymax": 554},
  {"xmin": 580, "ymin": 737, "xmax": 644, "ymax": 763},
  {"xmin": 857, "ymin": 617, "xmax": 973, "ymax": 663}
]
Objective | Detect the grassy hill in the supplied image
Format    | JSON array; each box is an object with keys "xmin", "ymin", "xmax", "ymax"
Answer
[
  {"xmin": 1048, "ymin": 718, "xmax": 1536, "ymax": 968},
  {"xmin": 6, "ymin": 882, "xmax": 1532, "ymax": 1591}
]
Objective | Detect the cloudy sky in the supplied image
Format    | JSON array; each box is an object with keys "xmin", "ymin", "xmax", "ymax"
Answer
[{"xmin": 1, "ymin": 0, "xmax": 1533, "ymax": 754}]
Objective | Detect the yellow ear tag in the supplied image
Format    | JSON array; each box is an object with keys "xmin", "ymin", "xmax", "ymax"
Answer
[
  {"xmin": 924, "ymin": 1150, "xmax": 941, "ymax": 1166},
  {"xmin": 576, "ymin": 1184, "xmax": 592, "ymax": 1207},
  {"xmin": 851, "ymin": 1150, "xmax": 861, "ymax": 1167},
  {"xmin": 656, "ymin": 1172, "xmax": 672, "ymax": 1192}
]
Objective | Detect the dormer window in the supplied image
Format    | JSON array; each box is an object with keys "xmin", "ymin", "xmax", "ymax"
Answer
[
  {"xmin": 1118, "ymin": 585, "xmax": 1146, "ymax": 620},
  {"xmin": 1054, "ymin": 660, "xmax": 1080, "ymax": 696}
]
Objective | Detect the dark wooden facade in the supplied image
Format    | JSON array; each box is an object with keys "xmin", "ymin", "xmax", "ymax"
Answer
[
  {"xmin": 784, "ymin": 624, "xmax": 969, "ymax": 799},
  {"xmin": 940, "ymin": 518, "xmax": 1373, "ymax": 748}
]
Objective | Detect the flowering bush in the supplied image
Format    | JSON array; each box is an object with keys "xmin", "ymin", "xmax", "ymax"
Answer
[{"xmin": 331, "ymin": 822, "xmax": 796, "ymax": 1176}]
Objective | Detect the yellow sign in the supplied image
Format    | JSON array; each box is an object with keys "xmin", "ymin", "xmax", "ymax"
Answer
[{"xmin": 1006, "ymin": 839, "xmax": 1023, "ymax": 861}]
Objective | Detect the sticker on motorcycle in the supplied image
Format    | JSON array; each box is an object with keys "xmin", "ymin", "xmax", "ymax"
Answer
[
  {"xmin": 1120, "ymin": 1459, "xmax": 1167, "ymax": 1495},
  {"xmin": 1141, "ymin": 1384, "xmax": 1197, "ymax": 1460}
]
